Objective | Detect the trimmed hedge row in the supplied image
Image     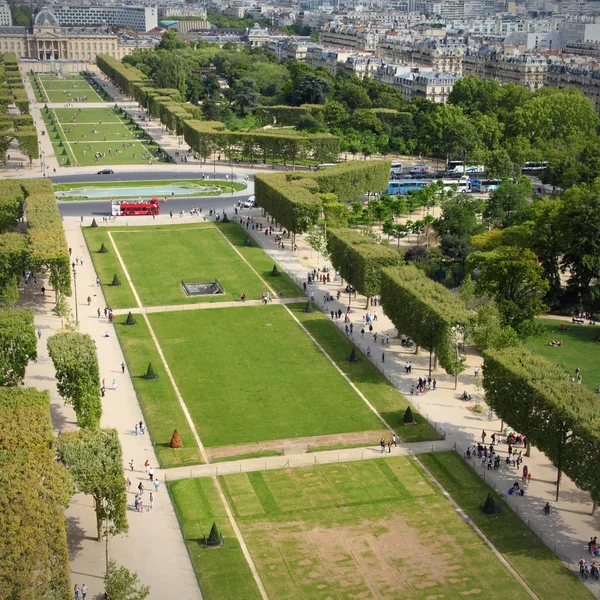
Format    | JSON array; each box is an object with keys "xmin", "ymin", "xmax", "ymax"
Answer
[
  {"xmin": 327, "ymin": 228, "xmax": 402, "ymax": 300},
  {"xmin": 380, "ymin": 265, "xmax": 471, "ymax": 374},
  {"xmin": 0, "ymin": 387, "xmax": 72, "ymax": 599},
  {"xmin": 483, "ymin": 347, "xmax": 600, "ymax": 504},
  {"xmin": 254, "ymin": 161, "xmax": 390, "ymax": 233},
  {"xmin": 97, "ymin": 54, "xmax": 339, "ymax": 164}
]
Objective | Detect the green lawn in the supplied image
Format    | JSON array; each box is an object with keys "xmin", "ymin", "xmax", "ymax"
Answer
[
  {"xmin": 292, "ymin": 304, "xmax": 441, "ymax": 442},
  {"xmin": 69, "ymin": 140, "xmax": 167, "ymax": 167},
  {"xmin": 112, "ymin": 225, "xmax": 266, "ymax": 306},
  {"xmin": 82, "ymin": 227, "xmax": 137, "ymax": 308},
  {"xmin": 524, "ymin": 317, "xmax": 600, "ymax": 391},
  {"xmin": 62, "ymin": 122, "xmax": 135, "ymax": 141},
  {"xmin": 420, "ymin": 452, "xmax": 592, "ymax": 600},
  {"xmin": 168, "ymin": 477, "xmax": 262, "ymax": 600},
  {"xmin": 149, "ymin": 305, "xmax": 385, "ymax": 447},
  {"xmin": 53, "ymin": 108, "xmax": 122, "ymax": 124},
  {"xmin": 36, "ymin": 74, "xmax": 104, "ymax": 102},
  {"xmin": 83, "ymin": 223, "xmax": 299, "ymax": 309},
  {"xmin": 171, "ymin": 457, "xmax": 545, "ymax": 600},
  {"xmin": 115, "ymin": 314, "xmax": 204, "ymax": 468}
]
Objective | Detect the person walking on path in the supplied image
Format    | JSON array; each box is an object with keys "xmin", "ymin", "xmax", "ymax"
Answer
[
  {"xmin": 382, "ymin": 352, "xmax": 385, "ymax": 363},
  {"xmin": 543, "ymin": 502, "xmax": 550, "ymax": 515},
  {"xmin": 121, "ymin": 362, "xmax": 125, "ymax": 374},
  {"xmin": 126, "ymin": 478, "xmax": 131, "ymax": 492},
  {"xmin": 367, "ymin": 346, "xmax": 371, "ymax": 358},
  {"xmin": 81, "ymin": 584, "xmax": 87, "ymax": 600},
  {"xmin": 74, "ymin": 584, "xmax": 80, "ymax": 600},
  {"xmin": 149, "ymin": 467, "xmax": 154, "ymax": 482},
  {"xmin": 139, "ymin": 420, "xmax": 145, "ymax": 434},
  {"xmin": 149, "ymin": 491, "xmax": 154, "ymax": 510},
  {"xmin": 129, "ymin": 459, "xmax": 134, "ymax": 471},
  {"xmin": 154, "ymin": 478, "xmax": 160, "ymax": 492},
  {"xmin": 481, "ymin": 430, "xmax": 486, "ymax": 444},
  {"xmin": 138, "ymin": 481, "xmax": 144, "ymax": 496},
  {"xmin": 112, "ymin": 378, "xmax": 117, "ymax": 390},
  {"xmin": 379, "ymin": 438, "xmax": 385, "ymax": 454},
  {"xmin": 392, "ymin": 433, "xmax": 397, "ymax": 447},
  {"xmin": 387, "ymin": 441, "xmax": 392, "ymax": 454},
  {"xmin": 134, "ymin": 423, "xmax": 138, "ymax": 436},
  {"xmin": 144, "ymin": 459, "xmax": 150, "ymax": 474}
]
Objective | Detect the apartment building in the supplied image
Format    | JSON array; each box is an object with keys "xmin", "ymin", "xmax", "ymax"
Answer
[
  {"xmin": 462, "ymin": 47, "xmax": 547, "ymax": 88},
  {"xmin": 319, "ymin": 23, "xmax": 381, "ymax": 52},
  {"xmin": 0, "ymin": 1, "xmax": 11, "ymax": 27},
  {"xmin": 44, "ymin": 5, "xmax": 158, "ymax": 32},
  {"xmin": 394, "ymin": 71, "xmax": 459, "ymax": 102}
]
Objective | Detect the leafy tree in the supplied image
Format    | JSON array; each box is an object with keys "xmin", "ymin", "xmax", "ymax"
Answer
[
  {"xmin": 157, "ymin": 30, "xmax": 186, "ymax": 51},
  {"xmin": 448, "ymin": 76, "xmax": 500, "ymax": 115},
  {"xmin": 323, "ymin": 100, "xmax": 347, "ymax": 130},
  {"xmin": 47, "ymin": 332, "xmax": 101, "ymax": 429},
  {"xmin": 485, "ymin": 148, "xmax": 513, "ymax": 179},
  {"xmin": 439, "ymin": 235, "xmax": 469, "ymax": 261},
  {"xmin": 296, "ymin": 113, "xmax": 322, "ymax": 133},
  {"xmin": 471, "ymin": 301, "xmax": 521, "ymax": 350},
  {"xmin": 57, "ymin": 429, "xmax": 128, "ymax": 544},
  {"xmin": 0, "ymin": 309, "xmax": 37, "ymax": 386},
  {"xmin": 231, "ymin": 78, "xmax": 259, "ymax": 116},
  {"xmin": 104, "ymin": 559, "xmax": 150, "ymax": 600},
  {"xmin": 484, "ymin": 178, "xmax": 532, "ymax": 228},
  {"xmin": 469, "ymin": 246, "xmax": 548, "ymax": 332},
  {"xmin": 557, "ymin": 181, "xmax": 600, "ymax": 308},
  {"xmin": 434, "ymin": 195, "xmax": 484, "ymax": 239},
  {"xmin": 353, "ymin": 110, "xmax": 383, "ymax": 134},
  {"xmin": 294, "ymin": 75, "xmax": 330, "ymax": 105}
]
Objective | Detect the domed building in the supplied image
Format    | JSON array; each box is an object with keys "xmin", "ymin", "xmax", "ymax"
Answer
[{"xmin": 0, "ymin": 6, "xmax": 156, "ymax": 61}]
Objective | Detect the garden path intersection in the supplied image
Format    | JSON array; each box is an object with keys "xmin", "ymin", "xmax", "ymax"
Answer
[{"xmin": 44, "ymin": 212, "xmax": 600, "ymax": 598}]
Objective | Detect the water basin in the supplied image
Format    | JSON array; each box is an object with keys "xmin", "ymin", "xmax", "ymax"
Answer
[{"xmin": 56, "ymin": 185, "xmax": 220, "ymax": 199}]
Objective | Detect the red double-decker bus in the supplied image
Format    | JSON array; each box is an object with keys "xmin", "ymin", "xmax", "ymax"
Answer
[{"xmin": 110, "ymin": 198, "xmax": 160, "ymax": 216}]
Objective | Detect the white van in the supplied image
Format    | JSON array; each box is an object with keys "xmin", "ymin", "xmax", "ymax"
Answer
[{"xmin": 410, "ymin": 164, "xmax": 431, "ymax": 174}]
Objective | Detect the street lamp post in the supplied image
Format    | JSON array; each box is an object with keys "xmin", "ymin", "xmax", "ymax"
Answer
[
  {"xmin": 72, "ymin": 265, "xmax": 78, "ymax": 323},
  {"xmin": 230, "ymin": 160, "xmax": 234, "ymax": 195},
  {"xmin": 428, "ymin": 320, "xmax": 435, "ymax": 380}
]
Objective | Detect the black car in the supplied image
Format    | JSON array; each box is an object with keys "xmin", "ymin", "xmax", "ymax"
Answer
[{"xmin": 97, "ymin": 169, "xmax": 114, "ymax": 175}]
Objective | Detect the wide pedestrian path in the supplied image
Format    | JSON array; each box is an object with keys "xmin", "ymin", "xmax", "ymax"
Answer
[
  {"xmin": 237, "ymin": 211, "xmax": 600, "ymax": 582},
  {"xmin": 22, "ymin": 219, "xmax": 202, "ymax": 600}
]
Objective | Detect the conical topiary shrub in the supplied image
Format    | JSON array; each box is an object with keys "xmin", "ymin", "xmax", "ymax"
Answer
[
  {"xmin": 221, "ymin": 213, "xmax": 229, "ymax": 223},
  {"xmin": 111, "ymin": 273, "xmax": 121, "ymax": 286},
  {"xmin": 270, "ymin": 265, "xmax": 280, "ymax": 277},
  {"xmin": 403, "ymin": 406, "xmax": 415, "ymax": 424},
  {"xmin": 481, "ymin": 492, "xmax": 499, "ymax": 515},
  {"xmin": 243, "ymin": 236, "xmax": 252, "ymax": 247},
  {"xmin": 169, "ymin": 429, "xmax": 183, "ymax": 448},
  {"xmin": 125, "ymin": 311, "xmax": 136, "ymax": 326},
  {"xmin": 90, "ymin": 218, "xmax": 98, "ymax": 228},
  {"xmin": 145, "ymin": 362, "xmax": 158, "ymax": 380},
  {"xmin": 98, "ymin": 242, "xmax": 108, "ymax": 253},
  {"xmin": 206, "ymin": 522, "xmax": 223, "ymax": 548},
  {"xmin": 303, "ymin": 301, "xmax": 313, "ymax": 313},
  {"xmin": 347, "ymin": 348, "xmax": 361, "ymax": 363}
]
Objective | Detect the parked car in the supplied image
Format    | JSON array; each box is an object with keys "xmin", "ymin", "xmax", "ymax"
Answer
[
  {"xmin": 243, "ymin": 196, "xmax": 255, "ymax": 208},
  {"xmin": 97, "ymin": 169, "xmax": 114, "ymax": 175}
]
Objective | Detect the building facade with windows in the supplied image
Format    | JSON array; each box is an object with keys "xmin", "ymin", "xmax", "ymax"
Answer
[
  {"xmin": 0, "ymin": 9, "xmax": 151, "ymax": 61},
  {"xmin": 44, "ymin": 5, "xmax": 157, "ymax": 32}
]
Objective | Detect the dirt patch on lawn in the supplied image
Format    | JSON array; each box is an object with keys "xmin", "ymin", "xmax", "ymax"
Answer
[
  {"xmin": 244, "ymin": 514, "xmax": 471, "ymax": 599},
  {"xmin": 207, "ymin": 430, "xmax": 388, "ymax": 461}
]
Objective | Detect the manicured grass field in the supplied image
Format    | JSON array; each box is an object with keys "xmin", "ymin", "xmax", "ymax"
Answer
[
  {"xmin": 53, "ymin": 107, "xmax": 121, "ymax": 124},
  {"xmin": 69, "ymin": 140, "xmax": 164, "ymax": 167},
  {"xmin": 115, "ymin": 314, "xmax": 204, "ymax": 468},
  {"xmin": 112, "ymin": 226, "xmax": 266, "ymax": 306},
  {"xmin": 524, "ymin": 317, "xmax": 600, "ymax": 392},
  {"xmin": 83, "ymin": 223, "xmax": 299, "ymax": 309},
  {"xmin": 170, "ymin": 456, "xmax": 565, "ymax": 600},
  {"xmin": 149, "ymin": 305, "xmax": 384, "ymax": 447},
  {"xmin": 168, "ymin": 477, "xmax": 262, "ymax": 599},
  {"xmin": 292, "ymin": 304, "xmax": 440, "ymax": 442},
  {"xmin": 37, "ymin": 74, "xmax": 103, "ymax": 103},
  {"xmin": 62, "ymin": 122, "xmax": 135, "ymax": 141},
  {"xmin": 420, "ymin": 452, "xmax": 592, "ymax": 600}
]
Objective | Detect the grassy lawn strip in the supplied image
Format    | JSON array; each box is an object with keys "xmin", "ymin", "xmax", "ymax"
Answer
[
  {"xmin": 82, "ymin": 227, "xmax": 137, "ymax": 309},
  {"xmin": 219, "ymin": 222, "xmax": 302, "ymax": 298},
  {"xmin": 419, "ymin": 452, "xmax": 592, "ymax": 600},
  {"xmin": 112, "ymin": 225, "xmax": 265, "ymax": 306},
  {"xmin": 524, "ymin": 317, "xmax": 600, "ymax": 392},
  {"xmin": 292, "ymin": 304, "xmax": 441, "ymax": 443},
  {"xmin": 212, "ymin": 450, "xmax": 283, "ymax": 463},
  {"xmin": 168, "ymin": 477, "xmax": 262, "ymax": 600},
  {"xmin": 115, "ymin": 313, "xmax": 204, "ymax": 468},
  {"xmin": 149, "ymin": 305, "xmax": 385, "ymax": 448},
  {"xmin": 54, "ymin": 179, "xmax": 246, "ymax": 192},
  {"xmin": 213, "ymin": 458, "xmax": 535, "ymax": 599}
]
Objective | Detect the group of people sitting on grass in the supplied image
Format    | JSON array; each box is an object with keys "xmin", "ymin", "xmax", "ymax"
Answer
[
  {"xmin": 548, "ymin": 339, "xmax": 563, "ymax": 346},
  {"xmin": 62, "ymin": 90, "xmax": 88, "ymax": 102}
]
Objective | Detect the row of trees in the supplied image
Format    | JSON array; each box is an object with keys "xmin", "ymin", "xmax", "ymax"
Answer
[
  {"xmin": 97, "ymin": 54, "xmax": 340, "ymax": 165},
  {"xmin": 254, "ymin": 161, "xmax": 390, "ymax": 236},
  {"xmin": 483, "ymin": 348, "xmax": 600, "ymax": 504},
  {"xmin": 119, "ymin": 34, "xmax": 599, "ymax": 173},
  {"xmin": 0, "ymin": 386, "xmax": 73, "ymax": 598}
]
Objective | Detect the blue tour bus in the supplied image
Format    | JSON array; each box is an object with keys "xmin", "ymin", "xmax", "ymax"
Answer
[
  {"xmin": 387, "ymin": 180, "xmax": 428, "ymax": 195},
  {"xmin": 471, "ymin": 178, "xmax": 500, "ymax": 193}
]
